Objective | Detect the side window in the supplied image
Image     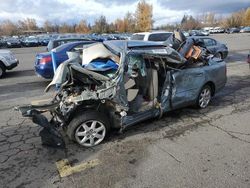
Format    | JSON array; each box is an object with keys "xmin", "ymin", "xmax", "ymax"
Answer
[
  {"xmin": 148, "ymin": 33, "xmax": 172, "ymax": 42},
  {"xmin": 203, "ymin": 39, "xmax": 216, "ymax": 46},
  {"xmin": 57, "ymin": 41, "xmax": 65, "ymax": 46},
  {"xmin": 71, "ymin": 44, "xmax": 84, "ymax": 51},
  {"xmin": 211, "ymin": 39, "xmax": 217, "ymax": 45}
]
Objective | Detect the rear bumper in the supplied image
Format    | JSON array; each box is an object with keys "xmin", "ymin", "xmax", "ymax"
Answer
[{"xmin": 35, "ymin": 64, "xmax": 54, "ymax": 79}]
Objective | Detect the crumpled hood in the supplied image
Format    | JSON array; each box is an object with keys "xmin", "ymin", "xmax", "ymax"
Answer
[
  {"xmin": 82, "ymin": 43, "xmax": 120, "ymax": 65},
  {"xmin": 44, "ymin": 58, "xmax": 75, "ymax": 92},
  {"xmin": 45, "ymin": 56, "xmax": 110, "ymax": 92}
]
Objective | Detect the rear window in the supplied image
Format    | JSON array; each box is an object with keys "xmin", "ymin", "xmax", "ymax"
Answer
[
  {"xmin": 131, "ymin": 34, "xmax": 145, "ymax": 40},
  {"xmin": 148, "ymin": 33, "xmax": 172, "ymax": 42}
]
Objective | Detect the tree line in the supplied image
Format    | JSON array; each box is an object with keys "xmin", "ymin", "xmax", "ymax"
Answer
[
  {"xmin": 0, "ymin": 0, "xmax": 249, "ymax": 36},
  {"xmin": 158, "ymin": 7, "xmax": 250, "ymax": 31}
]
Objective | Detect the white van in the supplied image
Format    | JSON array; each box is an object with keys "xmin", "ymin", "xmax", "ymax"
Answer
[{"xmin": 131, "ymin": 31, "xmax": 173, "ymax": 42}]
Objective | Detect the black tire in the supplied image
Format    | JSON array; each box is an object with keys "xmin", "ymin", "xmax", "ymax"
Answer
[
  {"xmin": 0, "ymin": 63, "xmax": 6, "ymax": 78},
  {"xmin": 66, "ymin": 111, "xmax": 110, "ymax": 147},
  {"xmin": 196, "ymin": 85, "xmax": 212, "ymax": 109}
]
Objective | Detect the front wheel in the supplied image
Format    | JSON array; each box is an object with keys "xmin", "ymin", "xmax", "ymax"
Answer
[
  {"xmin": 196, "ymin": 85, "xmax": 212, "ymax": 108},
  {"xmin": 0, "ymin": 63, "xmax": 6, "ymax": 78},
  {"xmin": 66, "ymin": 111, "xmax": 110, "ymax": 147}
]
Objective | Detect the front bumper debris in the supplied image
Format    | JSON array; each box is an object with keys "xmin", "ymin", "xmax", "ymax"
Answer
[{"xmin": 15, "ymin": 104, "xmax": 65, "ymax": 148}]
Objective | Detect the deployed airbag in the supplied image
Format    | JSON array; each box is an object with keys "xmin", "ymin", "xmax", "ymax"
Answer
[
  {"xmin": 82, "ymin": 43, "xmax": 120, "ymax": 65},
  {"xmin": 84, "ymin": 59, "xmax": 118, "ymax": 72}
]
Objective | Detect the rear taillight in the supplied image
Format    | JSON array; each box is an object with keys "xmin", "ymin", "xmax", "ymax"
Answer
[{"xmin": 40, "ymin": 56, "xmax": 52, "ymax": 64}]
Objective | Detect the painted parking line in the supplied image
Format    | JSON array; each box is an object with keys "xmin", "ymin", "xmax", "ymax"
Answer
[
  {"xmin": 31, "ymin": 99, "xmax": 51, "ymax": 105},
  {"xmin": 56, "ymin": 159, "xmax": 101, "ymax": 178}
]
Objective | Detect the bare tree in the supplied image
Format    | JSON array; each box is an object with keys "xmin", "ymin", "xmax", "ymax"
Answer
[
  {"xmin": 18, "ymin": 18, "xmax": 38, "ymax": 31},
  {"xmin": 75, "ymin": 20, "xmax": 90, "ymax": 33},
  {"xmin": 59, "ymin": 23, "xmax": 74, "ymax": 33},
  {"xmin": 114, "ymin": 18, "xmax": 125, "ymax": 32},
  {"xmin": 124, "ymin": 12, "xmax": 136, "ymax": 32},
  {"xmin": 92, "ymin": 15, "xmax": 109, "ymax": 33},
  {"xmin": 204, "ymin": 12, "xmax": 215, "ymax": 26},
  {"xmin": 181, "ymin": 15, "xmax": 200, "ymax": 30},
  {"xmin": 0, "ymin": 20, "xmax": 18, "ymax": 35},
  {"xmin": 43, "ymin": 20, "xmax": 55, "ymax": 32},
  {"xmin": 225, "ymin": 10, "xmax": 244, "ymax": 27}
]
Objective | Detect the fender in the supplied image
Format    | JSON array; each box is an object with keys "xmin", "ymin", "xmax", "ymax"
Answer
[{"xmin": 0, "ymin": 56, "xmax": 8, "ymax": 67}]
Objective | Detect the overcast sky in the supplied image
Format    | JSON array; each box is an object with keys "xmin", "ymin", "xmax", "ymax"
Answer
[{"xmin": 0, "ymin": 0, "xmax": 249, "ymax": 27}]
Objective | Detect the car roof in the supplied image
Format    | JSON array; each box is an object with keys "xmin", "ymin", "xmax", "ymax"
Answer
[
  {"xmin": 54, "ymin": 40, "xmax": 96, "ymax": 51},
  {"xmin": 189, "ymin": 36, "xmax": 212, "ymax": 39},
  {"xmin": 103, "ymin": 40, "xmax": 166, "ymax": 54},
  {"xmin": 53, "ymin": 38, "xmax": 91, "ymax": 42},
  {"xmin": 133, "ymin": 31, "xmax": 172, "ymax": 35}
]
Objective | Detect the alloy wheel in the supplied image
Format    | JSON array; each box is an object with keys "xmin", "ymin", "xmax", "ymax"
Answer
[
  {"xmin": 199, "ymin": 87, "xmax": 211, "ymax": 108},
  {"xmin": 75, "ymin": 120, "xmax": 106, "ymax": 147}
]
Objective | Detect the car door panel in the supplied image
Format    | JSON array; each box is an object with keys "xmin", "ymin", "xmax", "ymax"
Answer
[{"xmin": 172, "ymin": 67, "xmax": 206, "ymax": 109}]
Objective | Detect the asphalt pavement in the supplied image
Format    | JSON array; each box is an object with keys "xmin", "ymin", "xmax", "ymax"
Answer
[{"xmin": 0, "ymin": 33, "xmax": 250, "ymax": 188}]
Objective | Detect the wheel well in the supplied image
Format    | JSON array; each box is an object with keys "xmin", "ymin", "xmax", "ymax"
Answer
[
  {"xmin": 205, "ymin": 81, "xmax": 215, "ymax": 96},
  {"xmin": 0, "ymin": 60, "xmax": 6, "ymax": 68},
  {"xmin": 67, "ymin": 103, "xmax": 111, "ymax": 124}
]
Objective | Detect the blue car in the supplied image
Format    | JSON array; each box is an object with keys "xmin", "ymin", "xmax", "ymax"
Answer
[{"xmin": 35, "ymin": 41, "xmax": 95, "ymax": 79}]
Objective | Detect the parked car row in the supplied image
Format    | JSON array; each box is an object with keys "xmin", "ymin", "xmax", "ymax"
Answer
[
  {"xmin": 202, "ymin": 26, "xmax": 250, "ymax": 34},
  {"xmin": 225, "ymin": 27, "xmax": 250, "ymax": 34},
  {"xmin": 0, "ymin": 36, "xmax": 42, "ymax": 48},
  {"xmin": 0, "ymin": 33, "xmax": 133, "ymax": 49},
  {"xmin": 189, "ymin": 30, "xmax": 210, "ymax": 36}
]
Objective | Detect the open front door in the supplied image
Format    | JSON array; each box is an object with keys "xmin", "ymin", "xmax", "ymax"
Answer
[{"xmin": 121, "ymin": 53, "xmax": 159, "ymax": 127}]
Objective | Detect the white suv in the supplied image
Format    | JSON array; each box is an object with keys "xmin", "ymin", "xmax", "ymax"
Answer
[
  {"xmin": 0, "ymin": 49, "xmax": 19, "ymax": 78},
  {"xmin": 131, "ymin": 31, "xmax": 173, "ymax": 42}
]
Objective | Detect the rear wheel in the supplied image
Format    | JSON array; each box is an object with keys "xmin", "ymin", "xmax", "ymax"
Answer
[
  {"xmin": 196, "ymin": 85, "xmax": 212, "ymax": 108},
  {"xmin": 0, "ymin": 63, "xmax": 6, "ymax": 78},
  {"xmin": 67, "ymin": 111, "xmax": 110, "ymax": 147}
]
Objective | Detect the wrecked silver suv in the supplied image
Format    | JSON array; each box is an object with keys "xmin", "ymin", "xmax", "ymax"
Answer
[{"xmin": 17, "ymin": 40, "xmax": 227, "ymax": 148}]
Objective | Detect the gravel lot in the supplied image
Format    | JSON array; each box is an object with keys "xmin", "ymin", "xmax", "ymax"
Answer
[{"xmin": 0, "ymin": 33, "xmax": 250, "ymax": 188}]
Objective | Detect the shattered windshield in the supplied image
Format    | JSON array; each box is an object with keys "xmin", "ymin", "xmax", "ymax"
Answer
[{"xmin": 129, "ymin": 47, "xmax": 186, "ymax": 64}]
